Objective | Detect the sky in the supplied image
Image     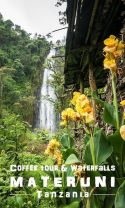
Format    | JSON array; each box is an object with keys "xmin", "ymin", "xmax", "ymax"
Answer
[{"xmin": 0, "ymin": 0, "xmax": 67, "ymax": 42}]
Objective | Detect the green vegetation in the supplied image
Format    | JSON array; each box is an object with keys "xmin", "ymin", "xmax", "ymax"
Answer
[
  {"xmin": 0, "ymin": 14, "xmax": 56, "ymax": 208},
  {"xmin": 0, "ymin": 7, "xmax": 125, "ymax": 208},
  {"xmin": 0, "ymin": 13, "xmax": 69, "ymax": 208},
  {"xmin": 0, "ymin": 13, "xmax": 50, "ymax": 123}
]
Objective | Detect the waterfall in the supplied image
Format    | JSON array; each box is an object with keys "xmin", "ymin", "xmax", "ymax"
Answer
[{"xmin": 37, "ymin": 50, "xmax": 56, "ymax": 132}]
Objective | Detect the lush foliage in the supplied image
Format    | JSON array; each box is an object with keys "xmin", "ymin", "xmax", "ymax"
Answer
[
  {"xmin": 1, "ymin": 10, "xmax": 125, "ymax": 208},
  {"xmin": 0, "ymin": 14, "xmax": 55, "ymax": 208},
  {"xmin": 42, "ymin": 40, "xmax": 70, "ymax": 127},
  {"xmin": 44, "ymin": 35, "xmax": 125, "ymax": 208},
  {"xmin": 0, "ymin": 14, "xmax": 50, "ymax": 123}
]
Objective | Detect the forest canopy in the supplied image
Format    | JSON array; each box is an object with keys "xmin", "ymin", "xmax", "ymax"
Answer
[{"xmin": 0, "ymin": 13, "xmax": 50, "ymax": 124}]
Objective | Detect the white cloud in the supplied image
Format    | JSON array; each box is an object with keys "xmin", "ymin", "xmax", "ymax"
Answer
[{"xmin": 0, "ymin": 0, "xmax": 67, "ymax": 42}]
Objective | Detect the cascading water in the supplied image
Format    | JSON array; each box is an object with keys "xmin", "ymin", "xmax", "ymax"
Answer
[{"xmin": 37, "ymin": 50, "xmax": 56, "ymax": 132}]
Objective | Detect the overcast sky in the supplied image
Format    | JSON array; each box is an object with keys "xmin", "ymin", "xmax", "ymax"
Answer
[{"xmin": 0, "ymin": 0, "xmax": 67, "ymax": 42}]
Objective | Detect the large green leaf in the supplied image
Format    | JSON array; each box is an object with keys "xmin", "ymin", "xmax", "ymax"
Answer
[
  {"xmin": 94, "ymin": 96, "xmax": 118, "ymax": 127},
  {"xmin": 107, "ymin": 131, "xmax": 124, "ymax": 155},
  {"xmin": 63, "ymin": 148, "xmax": 78, "ymax": 161},
  {"xmin": 61, "ymin": 134, "xmax": 72, "ymax": 149},
  {"xmin": 15, "ymin": 196, "xmax": 24, "ymax": 208},
  {"xmin": 63, "ymin": 201, "xmax": 80, "ymax": 208},
  {"xmin": 84, "ymin": 141, "xmax": 93, "ymax": 164},
  {"xmin": 103, "ymin": 102, "xmax": 117, "ymax": 127},
  {"xmin": 65, "ymin": 154, "xmax": 80, "ymax": 165},
  {"xmin": 115, "ymin": 180, "xmax": 125, "ymax": 208},
  {"xmin": 85, "ymin": 129, "xmax": 113, "ymax": 165}
]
